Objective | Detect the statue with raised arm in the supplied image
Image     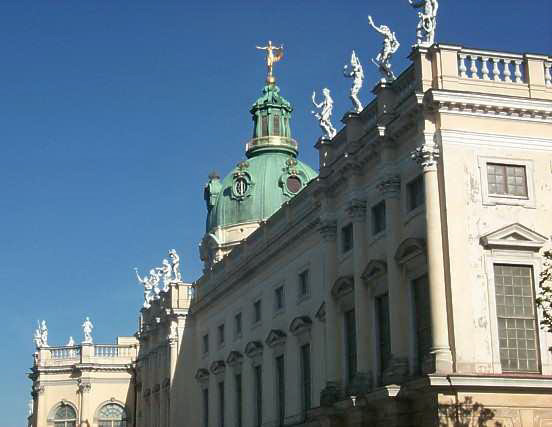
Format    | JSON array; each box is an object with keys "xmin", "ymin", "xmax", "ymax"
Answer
[
  {"xmin": 82, "ymin": 316, "xmax": 93, "ymax": 344},
  {"xmin": 409, "ymin": 0, "xmax": 438, "ymax": 46},
  {"xmin": 40, "ymin": 320, "xmax": 48, "ymax": 347},
  {"xmin": 368, "ymin": 15, "xmax": 400, "ymax": 82},
  {"xmin": 312, "ymin": 89, "xmax": 337, "ymax": 139},
  {"xmin": 135, "ymin": 267, "xmax": 155, "ymax": 308},
  {"xmin": 343, "ymin": 50, "xmax": 364, "ymax": 113},
  {"xmin": 157, "ymin": 259, "xmax": 173, "ymax": 292},
  {"xmin": 34, "ymin": 321, "xmax": 43, "ymax": 348},
  {"xmin": 168, "ymin": 249, "xmax": 182, "ymax": 283},
  {"xmin": 256, "ymin": 40, "xmax": 284, "ymax": 83}
]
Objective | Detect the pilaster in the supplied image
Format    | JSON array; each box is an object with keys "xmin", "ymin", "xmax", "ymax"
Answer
[{"xmin": 78, "ymin": 378, "xmax": 92, "ymax": 427}]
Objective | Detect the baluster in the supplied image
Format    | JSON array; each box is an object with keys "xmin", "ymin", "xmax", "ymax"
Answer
[
  {"xmin": 491, "ymin": 58, "xmax": 501, "ymax": 81},
  {"xmin": 469, "ymin": 55, "xmax": 478, "ymax": 79},
  {"xmin": 458, "ymin": 54, "xmax": 467, "ymax": 78},
  {"xmin": 503, "ymin": 59, "xmax": 512, "ymax": 82},
  {"xmin": 514, "ymin": 60, "xmax": 523, "ymax": 83},
  {"xmin": 481, "ymin": 57, "xmax": 490, "ymax": 80},
  {"xmin": 545, "ymin": 63, "xmax": 552, "ymax": 87}
]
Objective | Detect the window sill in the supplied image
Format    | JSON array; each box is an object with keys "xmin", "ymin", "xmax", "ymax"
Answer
[
  {"xmin": 483, "ymin": 195, "xmax": 535, "ymax": 208},
  {"xmin": 404, "ymin": 205, "xmax": 425, "ymax": 225},
  {"xmin": 297, "ymin": 293, "xmax": 310, "ymax": 305}
]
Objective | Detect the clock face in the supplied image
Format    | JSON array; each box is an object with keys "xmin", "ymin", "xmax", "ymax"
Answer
[{"xmin": 286, "ymin": 176, "xmax": 301, "ymax": 194}]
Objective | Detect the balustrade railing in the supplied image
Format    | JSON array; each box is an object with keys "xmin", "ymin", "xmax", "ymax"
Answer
[
  {"xmin": 94, "ymin": 344, "xmax": 134, "ymax": 357},
  {"xmin": 458, "ymin": 50, "xmax": 526, "ymax": 84},
  {"xmin": 42, "ymin": 344, "xmax": 135, "ymax": 362},
  {"xmin": 50, "ymin": 346, "xmax": 81, "ymax": 359},
  {"xmin": 545, "ymin": 61, "xmax": 552, "ymax": 88}
]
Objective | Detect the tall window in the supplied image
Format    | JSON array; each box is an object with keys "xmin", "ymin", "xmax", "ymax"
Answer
[
  {"xmin": 371, "ymin": 201, "xmax": 386, "ymax": 235},
  {"xmin": 300, "ymin": 343, "xmax": 311, "ymax": 413},
  {"xmin": 98, "ymin": 404, "xmax": 127, "ymax": 427},
  {"xmin": 413, "ymin": 275, "xmax": 432, "ymax": 372},
  {"xmin": 376, "ymin": 293, "xmax": 391, "ymax": 380},
  {"xmin": 253, "ymin": 300, "xmax": 262, "ymax": 324},
  {"xmin": 203, "ymin": 388, "xmax": 209, "ymax": 427},
  {"xmin": 298, "ymin": 269, "xmax": 309, "ymax": 299},
  {"xmin": 274, "ymin": 286, "xmax": 285, "ymax": 311},
  {"xmin": 261, "ymin": 116, "xmax": 268, "ymax": 137},
  {"xmin": 494, "ymin": 264, "xmax": 539, "ymax": 372},
  {"xmin": 275, "ymin": 355, "xmax": 285, "ymax": 426},
  {"xmin": 273, "ymin": 115, "xmax": 281, "ymax": 136},
  {"xmin": 235, "ymin": 374, "xmax": 242, "ymax": 427},
  {"xmin": 234, "ymin": 312, "xmax": 242, "ymax": 338},
  {"xmin": 342, "ymin": 223, "xmax": 354, "ymax": 253},
  {"xmin": 218, "ymin": 381, "xmax": 225, "ymax": 427},
  {"xmin": 487, "ymin": 163, "xmax": 527, "ymax": 197},
  {"xmin": 407, "ymin": 175, "xmax": 425, "ymax": 211},
  {"xmin": 203, "ymin": 334, "xmax": 209, "ymax": 354},
  {"xmin": 218, "ymin": 324, "xmax": 225, "ymax": 347},
  {"xmin": 53, "ymin": 404, "xmax": 77, "ymax": 427},
  {"xmin": 344, "ymin": 309, "xmax": 357, "ymax": 382},
  {"xmin": 254, "ymin": 365, "xmax": 263, "ymax": 427}
]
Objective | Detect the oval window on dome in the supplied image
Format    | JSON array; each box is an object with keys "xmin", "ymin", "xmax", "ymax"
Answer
[
  {"xmin": 234, "ymin": 177, "xmax": 248, "ymax": 197},
  {"xmin": 286, "ymin": 176, "xmax": 302, "ymax": 194}
]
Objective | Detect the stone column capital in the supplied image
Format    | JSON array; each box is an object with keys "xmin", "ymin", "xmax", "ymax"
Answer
[
  {"xmin": 377, "ymin": 175, "xmax": 401, "ymax": 199},
  {"xmin": 411, "ymin": 134, "xmax": 440, "ymax": 171},
  {"xmin": 346, "ymin": 199, "xmax": 367, "ymax": 222},
  {"xmin": 78, "ymin": 379, "xmax": 92, "ymax": 394},
  {"xmin": 319, "ymin": 220, "xmax": 337, "ymax": 242}
]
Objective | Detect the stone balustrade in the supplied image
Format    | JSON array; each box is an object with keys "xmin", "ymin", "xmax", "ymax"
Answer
[
  {"xmin": 458, "ymin": 50, "xmax": 526, "ymax": 83},
  {"xmin": 50, "ymin": 346, "xmax": 81, "ymax": 359},
  {"xmin": 37, "ymin": 343, "xmax": 137, "ymax": 366},
  {"xmin": 545, "ymin": 61, "xmax": 552, "ymax": 87}
]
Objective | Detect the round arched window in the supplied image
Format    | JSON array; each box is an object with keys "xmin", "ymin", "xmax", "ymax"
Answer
[
  {"xmin": 98, "ymin": 403, "xmax": 127, "ymax": 427},
  {"xmin": 286, "ymin": 176, "xmax": 302, "ymax": 194},
  {"xmin": 53, "ymin": 403, "xmax": 76, "ymax": 427},
  {"xmin": 234, "ymin": 177, "xmax": 248, "ymax": 197}
]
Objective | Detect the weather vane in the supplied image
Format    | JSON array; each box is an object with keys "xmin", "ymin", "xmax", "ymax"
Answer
[{"xmin": 256, "ymin": 40, "xmax": 284, "ymax": 84}]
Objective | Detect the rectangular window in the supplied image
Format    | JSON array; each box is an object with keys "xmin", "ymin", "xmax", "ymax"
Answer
[
  {"xmin": 254, "ymin": 365, "xmax": 263, "ymax": 427},
  {"xmin": 407, "ymin": 175, "xmax": 425, "ymax": 211},
  {"xmin": 344, "ymin": 309, "xmax": 357, "ymax": 382},
  {"xmin": 413, "ymin": 275, "xmax": 431, "ymax": 372},
  {"xmin": 218, "ymin": 381, "xmax": 225, "ymax": 427},
  {"xmin": 273, "ymin": 115, "xmax": 281, "ymax": 136},
  {"xmin": 275, "ymin": 355, "xmax": 285, "ymax": 426},
  {"xmin": 218, "ymin": 324, "xmax": 225, "ymax": 346},
  {"xmin": 203, "ymin": 388, "xmax": 209, "ymax": 427},
  {"xmin": 235, "ymin": 374, "xmax": 242, "ymax": 427},
  {"xmin": 371, "ymin": 201, "xmax": 386, "ymax": 235},
  {"xmin": 300, "ymin": 343, "xmax": 311, "ymax": 413},
  {"xmin": 234, "ymin": 312, "xmax": 242, "ymax": 338},
  {"xmin": 342, "ymin": 223, "xmax": 354, "ymax": 253},
  {"xmin": 274, "ymin": 286, "xmax": 285, "ymax": 311},
  {"xmin": 253, "ymin": 300, "xmax": 262, "ymax": 324},
  {"xmin": 203, "ymin": 334, "xmax": 209, "ymax": 354},
  {"xmin": 487, "ymin": 163, "xmax": 528, "ymax": 198},
  {"xmin": 494, "ymin": 264, "xmax": 539, "ymax": 372},
  {"xmin": 261, "ymin": 116, "xmax": 268, "ymax": 137},
  {"xmin": 298, "ymin": 269, "xmax": 309, "ymax": 299},
  {"xmin": 376, "ymin": 293, "xmax": 391, "ymax": 380}
]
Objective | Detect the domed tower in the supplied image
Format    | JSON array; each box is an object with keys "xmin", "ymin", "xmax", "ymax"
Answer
[{"xmin": 200, "ymin": 55, "xmax": 317, "ymax": 269}]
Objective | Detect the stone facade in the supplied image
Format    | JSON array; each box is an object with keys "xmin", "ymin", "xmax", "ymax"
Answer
[{"xmin": 30, "ymin": 44, "xmax": 552, "ymax": 427}]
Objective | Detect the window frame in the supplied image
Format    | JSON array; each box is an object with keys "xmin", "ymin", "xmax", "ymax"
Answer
[
  {"xmin": 341, "ymin": 223, "xmax": 354, "ymax": 254},
  {"xmin": 406, "ymin": 174, "xmax": 425, "ymax": 213},
  {"xmin": 297, "ymin": 269, "xmax": 310, "ymax": 302},
  {"xmin": 274, "ymin": 285, "xmax": 285, "ymax": 314},
  {"xmin": 96, "ymin": 403, "xmax": 128, "ymax": 427},
  {"xmin": 202, "ymin": 333, "xmax": 209, "ymax": 355},
  {"xmin": 371, "ymin": 200, "xmax": 386, "ymax": 236},
  {"xmin": 478, "ymin": 156, "xmax": 535, "ymax": 208},
  {"xmin": 217, "ymin": 323, "xmax": 225, "ymax": 348},
  {"xmin": 253, "ymin": 299, "xmax": 262, "ymax": 325},
  {"xmin": 234, "ymin": 312, "xmax": 242, "ymax": 340}
]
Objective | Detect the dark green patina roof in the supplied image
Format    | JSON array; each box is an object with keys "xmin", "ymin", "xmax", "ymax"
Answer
[{"xmin": 204, "ymin": 83, "xmax": 317, "ymax": 232}]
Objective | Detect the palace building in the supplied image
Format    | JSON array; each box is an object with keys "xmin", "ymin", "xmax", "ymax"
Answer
[{"xmin": 29, "ymin": 33, "xmax": 552, "ymax": 427}]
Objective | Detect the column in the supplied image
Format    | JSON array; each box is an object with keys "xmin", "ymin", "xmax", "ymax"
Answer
[
  {"xmin": 412, "ymin": 135, "xmax": 453, "ymax": 374},
  {"xmin": 33, "ymin": 384, "xmax": 45, "ymax": 427},
  {"xmin": 78, "ymin": 379, "xmax": 92, "ymax": 427},
  {"xmin": 319, "ymin": 220, "xmax": 341, "ymax": 405},
  {"xmin": 347, "ymin": 199, "xmax": 372, "ymax": 394},
  {"xmin": 378, "ymin": 174, "xmax": 410, "ymax": 383}
]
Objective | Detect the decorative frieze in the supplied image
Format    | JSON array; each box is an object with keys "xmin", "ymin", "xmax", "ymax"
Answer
[
  {"xmin": 377, "ymin": 175, "xmax": 401, "ymax": 199},
  {"xmin": 345, "ymin": 199, "xmax": 367, "ymax": 222}
]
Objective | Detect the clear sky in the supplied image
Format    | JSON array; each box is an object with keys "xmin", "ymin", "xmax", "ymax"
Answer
[{"xmin": 0, "ymin": 0, "xmax": 550, "ymax": 425}]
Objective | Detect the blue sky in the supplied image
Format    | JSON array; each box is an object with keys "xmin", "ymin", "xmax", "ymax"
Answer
[{"xmin": 0, "ymin": 1, "xmax": 550, "ymax": 425}]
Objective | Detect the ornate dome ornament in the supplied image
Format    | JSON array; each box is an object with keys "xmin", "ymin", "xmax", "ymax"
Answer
[
  {"xmin": 231, "ymin": 161, "xmax": 254, "ymax": 201},
  {"xmin": 279, "ymin": 157, "xmax": 307, "ymax": 197}
]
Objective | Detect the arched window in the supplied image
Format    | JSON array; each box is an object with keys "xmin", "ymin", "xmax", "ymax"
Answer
[
  {"xmin": 53, "ymin": 403, "xmax": 76, "ymax": 427},
  {"xmin": 98, "ymin": 403, "xmax": 127, "ymax": 427}
]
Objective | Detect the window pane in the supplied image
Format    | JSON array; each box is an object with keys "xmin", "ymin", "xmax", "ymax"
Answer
[
  {"xmin": 300, "ymin": 344, "xmax": 311, "ymax": 412},
  {"xmin": 487, "ymin": 163, "xmax": 527, "ymax": 197},
  {"xmin": 276, "ymin": 355, "xmax": 285, "ymax": 426},
  {"xmin": 272, "ymin": 115, "xmax": 281, "ymax": 136},
  {"xmin": 376, "ymin": 293, "xmax": 391, "ymax": 379},
  {"xmin": 372, "ymin": 201, "xmax": 386, "ymax": 235},
  {"xmin": 407, "ymin": 175, "xmax": 425, "ymax": 211},
  {"xmin": 413, "ymin": 275, "xmax": 432, "ymax": 372},
  {"xmin": 344, "ymin": 309, "xmax": 357, "ymax": 382}
]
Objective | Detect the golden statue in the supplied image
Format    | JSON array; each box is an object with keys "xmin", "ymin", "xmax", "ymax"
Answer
[{"xmin": 256, "ymin": 40, "xmax": 284, "ymax": 83}]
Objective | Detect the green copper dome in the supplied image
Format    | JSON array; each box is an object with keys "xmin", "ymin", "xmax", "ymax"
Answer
[{"xmin": 204, "ymin": 83, "xmax": 317, "ymax": 233}]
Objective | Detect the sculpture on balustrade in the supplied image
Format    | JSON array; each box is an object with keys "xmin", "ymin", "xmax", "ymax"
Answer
[
  {"xmin": 168, "ymin": 249, "xmax": 182, "ymax": 282},
  {"xmin": 34, "ymin": 320, "xmax": 48, "ymax": 348},
  {"xmin": 368, "ymin": 15, "xmax": 400, "ymax": 82},
  {"xmin": 66, "ymin": 336, "xmax": 75, "ymax": 346},
  {"xmin": 311, "ymin": 88, "xmax": 337, "ymax": 139},
  {"xmin": 157, "ymin": 259, "xmax": 172, "ymax": 292},
  {"xmin": 343, "ymin": 50, "xmax": 364, "ymax": 114},
  {"xmin": 408, "ymin": 0, "xmax": 438, "ymax": 47},
  {"xmin": 82, "ymin": 316, "xmax": 94, "ymax": 344},
  {"xmin": 135, "ymin": 268, "xmax": 160, "ymax": 308}
]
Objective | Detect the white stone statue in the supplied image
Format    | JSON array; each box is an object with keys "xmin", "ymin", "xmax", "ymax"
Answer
[
  {"xmin": 82, "ymin": 317, "xmax": 94, "ymax": 344},
  {"xmin": 28, "ymin": 399, "xmax": 33, "ymax": 416},
  {"xmin": 66, "ymin": 336, "xmax": 75, "ymax": 346},
  {"xmin": 343, "ymin": 50, "xmax": 364, "ymax": 113},
  {"xmin": 409, "ymin": 0, "xmax": 438, "ymax": 46},
  {"xmin": 135, "ymin": 268, "xmax": 155, "ymax": 308},
  {"xmin": 168, "ymin": 249, "xmax": 182, "ymax": 282},
  {"xmin": 34, "ymin": 320, "xmax": 48, "ymax": 348},
  {"xmin": 311, "ymin": 88, "xmax": 337, "ymax": 139},
  {"xmin": 157, "ymin": 259, "xmax": 173, "ymax": 292},
  {"xmin": 368, "ymin": 15, "xmax": 400, "ymax": 82}
]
